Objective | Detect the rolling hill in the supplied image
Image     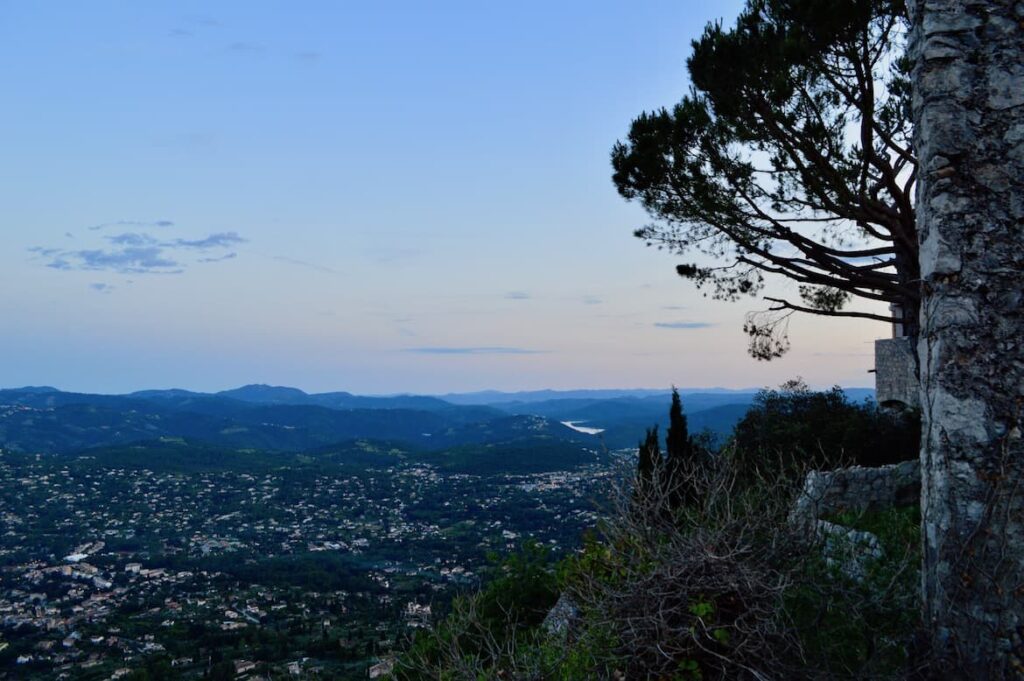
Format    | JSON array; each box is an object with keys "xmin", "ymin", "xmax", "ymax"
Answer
[{"xmin": 0, "ymin": 384, "xmax": 873, "ymax": 469}]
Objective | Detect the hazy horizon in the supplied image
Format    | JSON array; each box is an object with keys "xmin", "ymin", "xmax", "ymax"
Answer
[{"xmin": 1, "ymin": 381, "xmax": 873, "ymax": 398}]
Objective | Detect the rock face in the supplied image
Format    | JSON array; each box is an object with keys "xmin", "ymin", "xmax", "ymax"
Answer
[
  {"xmin": 814, "ymin": 520, "xmax": 886, "ymax": 582},
  {"xmin": 910, "ymin": 0, "xmax": 1024, "ymax": 676},
  {"xmin": 542, "ymin": 593, "xmax": 579, "ymax": 638}
]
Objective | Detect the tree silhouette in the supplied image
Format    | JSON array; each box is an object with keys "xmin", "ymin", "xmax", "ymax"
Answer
[
  {"xmin": 613, "ymin": 0, "xmax": 917, "ymax": 358},
  {"xmin": 664, "ymin": 388, "xmax": 701, "ymax": 508},
  {"xmin": 635, "ymin": 426, "xmax": 663, "ymax": 503}
]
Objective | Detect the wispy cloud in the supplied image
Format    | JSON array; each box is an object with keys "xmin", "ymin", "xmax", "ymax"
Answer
[
  {"xmin": 33, "ymin": 221, "xmax": 242, "ymax": 275},
  {"xmin": 48, "ymin": 247, "xmax": 181, "ymax": 274},
  {"xmin": 582, "ymin": 295, "xmax": 602, "ymax": 305},
  {"xmin": 504, "ymin": 291, "xmax": 530, "ymax": 300},
  {"xmin": 90, "ymin": 283, "xmax": 114, "ymax": 294},
  {"xmin": 227, "ymin": 41, "xmax": 264, "ymax": 53},
  {"xmin": 169, "ymin": 232, "xmax": 245, "ymax": 249},
  {"xmin": 654, "ymin": 321, "xmax": 715, "ymax": 330},
  {"xmin": 183, "ymin": 15, "xmax": 221, "ymax": 28},
  {"xmin": 106, "ymin": 232, "xmax": 158, "ymax": 247},
  {"xmin": 198, "ymin": 252, "xmax": 237, "ymax": 263},
  {"xmin": 87, "ymin": 220, "xmax": 174, "ymax": 231},
  {"xmin": 404, "ymin": 346, "xmax": 544, "ymax": 355}
]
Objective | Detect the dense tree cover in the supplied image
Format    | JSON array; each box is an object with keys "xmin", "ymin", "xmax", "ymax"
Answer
[
  {"xmin": 393, "ymin": 542, "xmax": 559, "ymax": 680},
  {"xmin": 729, "ymin": 379, "xmax": 918, "ymax": 475},
  {"xmin": 613, "ymin": 0, "xmax": 917, "ymax": 358},
  {"xmin": 213, "ymin": 553, "xmax": 382, "ymax": 593},
  {"xmin": 0, "ymin": 387, "xmax": 597, "ymax": 458}
]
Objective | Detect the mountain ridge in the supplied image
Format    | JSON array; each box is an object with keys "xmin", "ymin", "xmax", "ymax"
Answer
[{"xmin": 0, "ymin": 384, "xmax": 875, "ymax": 459}]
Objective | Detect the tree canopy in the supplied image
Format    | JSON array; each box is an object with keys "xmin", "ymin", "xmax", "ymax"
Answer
[
  {"xmin": 612, "ymin": 0, "xmax": 918, "ymax": 359},
  {"xmin": 730, "ymin": 379, "xmax": 918, "ymax": 475}
]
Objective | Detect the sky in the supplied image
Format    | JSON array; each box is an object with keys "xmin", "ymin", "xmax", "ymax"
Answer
[{"xmin": 0, "ymin": 1, "xmax": 886, "ymax": 395}]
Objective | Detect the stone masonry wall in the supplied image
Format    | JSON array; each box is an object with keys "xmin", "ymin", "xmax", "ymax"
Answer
[
  {"xmin": 791, "ymin": 460, "xmax": 921, "ymax": 524},
  {"xmin": 911, "ymin": 0, "xmax": 1024, "ymax": 674},
  {"xmin": 874, "ymin": 337, "xmax": 920, "ymax": 409}
]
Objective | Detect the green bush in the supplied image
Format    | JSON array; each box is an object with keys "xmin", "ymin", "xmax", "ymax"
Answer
[
  {"xmin": 785, "ymin": 506, "xmax": 922, "ymax": 677},
  {"xmin": 730, "ymin": 380, "xmax": 919, "ymax": 476}
]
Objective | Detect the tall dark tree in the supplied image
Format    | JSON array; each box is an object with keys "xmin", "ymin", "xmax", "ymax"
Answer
[
  {"xmin": 665, "ymin": 389, "xmax": 689, "ymax": 463},
  {"xmin": 612, "ymin": 0, "xmax": 917, "ymax": 359},
  {"xmin": 635, "ymin": 426, "xmax": 663, "ymax": 500},
  {"xmin": 664, "ymin": 388, "xmax": 700, "ymax": 508}
]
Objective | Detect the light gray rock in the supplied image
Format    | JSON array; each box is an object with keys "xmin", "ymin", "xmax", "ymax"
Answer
[
  {"xmin": 911, "ymin": 0, "xmax": 1024, "ymax": 675},
  {"xmin": 542, "ymin": 594, "xmax": 579, "ymax": 638}
]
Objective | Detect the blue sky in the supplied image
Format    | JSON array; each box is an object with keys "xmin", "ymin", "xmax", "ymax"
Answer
[{"xmin": 0, "ymin": 1, "xmax": 883, "ymax": 394}]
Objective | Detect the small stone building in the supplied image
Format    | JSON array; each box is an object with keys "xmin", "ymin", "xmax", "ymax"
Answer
[{"xmin": 874, "ymin": 303, "xmax": 919, "ymax": 409}]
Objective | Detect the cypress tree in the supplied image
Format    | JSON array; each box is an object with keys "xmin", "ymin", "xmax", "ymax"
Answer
[
  {"xmin": 664, "ymin": 388, "xmax": 698, "ymax": 509},
  {"xmin": 635, "ymin": 426, "xmax": 662, "ymax": 504}
]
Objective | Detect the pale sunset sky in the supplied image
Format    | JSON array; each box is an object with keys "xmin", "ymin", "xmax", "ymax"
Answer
[{"xmin": 0, "ymin": 1, "xmax": 886, "ymax": 394}]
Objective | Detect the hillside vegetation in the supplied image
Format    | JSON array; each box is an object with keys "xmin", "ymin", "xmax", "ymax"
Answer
[{"xmin": 394, "ymin": 385, "xmax": 922, "ymax": 680}]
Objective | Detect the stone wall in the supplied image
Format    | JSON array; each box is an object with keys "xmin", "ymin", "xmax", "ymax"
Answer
[
  {"xmin": 874, "ymin": 337, "xmax": 920, "ymax": 409},
  {"xmin": 791, "ymin": 460, "xmax": 921, "ymax": 524}
]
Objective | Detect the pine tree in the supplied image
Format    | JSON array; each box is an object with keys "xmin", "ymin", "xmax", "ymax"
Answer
[{"xmin": 612, "ymin": 0, "xmax": 918, "ymax": 359}]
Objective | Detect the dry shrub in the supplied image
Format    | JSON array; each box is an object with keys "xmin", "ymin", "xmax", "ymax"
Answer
[{"xmin": 564, "ymin": 457, "xmax": 812, "ymax": 680}]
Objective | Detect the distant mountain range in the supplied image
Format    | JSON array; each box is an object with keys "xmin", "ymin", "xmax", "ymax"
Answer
[
  {"xmin": 434, "ymin": 387, "xmax": 761, "ymax": 405},
  {"xmin": 0, "ymin": 384, "xmax": 875, "ymax": 471}
]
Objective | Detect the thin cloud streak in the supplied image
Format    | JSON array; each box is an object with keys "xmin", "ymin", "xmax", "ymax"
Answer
[
  {"xmin": 170, "ymin": 232, "xmax": 246, "ymax": 249},
  {"xmin": 198, "ymin": 252, "xmax": 238, "ymax": 263},
  {"xmin": 654, "ymin": 321, "xmax": 715, "ymax": 329},
  {"xmin": 106, "ymin": 232, "xmax": 157, "ymax": 246},
  {"xmin": 87, "ymin": 220, "xmax": 174, "ymax": 231},
  {"xmin": 403, "ymin": 346, "xmax": 545, "ymax": 355},
  {"xmin": 271, "ymin": 255, "xmax": 338, "ymax": 274}
]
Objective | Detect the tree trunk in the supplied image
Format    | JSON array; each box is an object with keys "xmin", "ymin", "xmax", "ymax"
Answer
[{"xmin": 910, "ymin": 0, "xmax": 1024, "ymax": 677}]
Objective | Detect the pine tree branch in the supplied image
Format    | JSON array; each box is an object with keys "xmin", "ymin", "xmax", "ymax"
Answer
[{"xmin": 763, "ymin": 296, "xmax": 897, "ymax": 323}]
